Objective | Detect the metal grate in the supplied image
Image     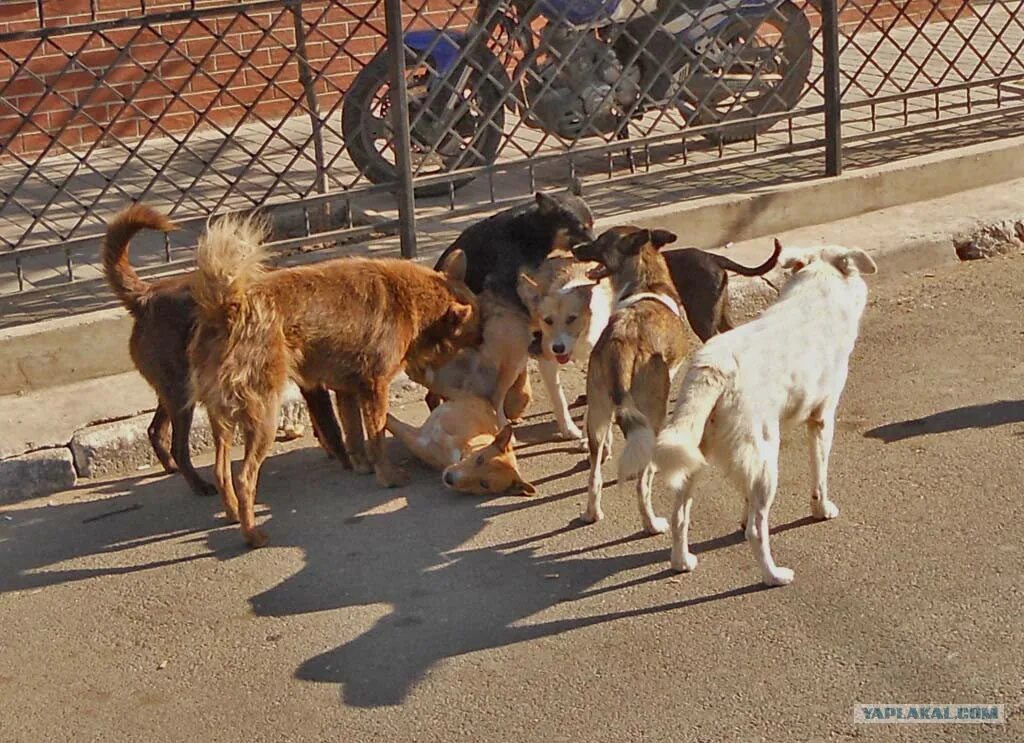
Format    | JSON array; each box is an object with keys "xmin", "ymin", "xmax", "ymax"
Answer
[{"xmin": 1, "ymin": 0, "xmax": 1022, "ymax": 315}]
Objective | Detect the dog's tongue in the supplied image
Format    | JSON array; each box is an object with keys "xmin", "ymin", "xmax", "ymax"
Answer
[{"xmin": 556, "ymin": 353, "xmax": 571, "ymax": 365}]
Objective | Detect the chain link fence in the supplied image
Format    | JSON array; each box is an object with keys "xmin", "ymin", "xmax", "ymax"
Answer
[{"xmin": 1, "ymin": 0, "xmax": 1023, "ymax": 321}]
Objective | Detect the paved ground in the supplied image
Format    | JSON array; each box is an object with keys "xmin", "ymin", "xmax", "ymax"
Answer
[{"xmin": 1, "ymin": 253, "xmax": 1023, "ymax": 741}]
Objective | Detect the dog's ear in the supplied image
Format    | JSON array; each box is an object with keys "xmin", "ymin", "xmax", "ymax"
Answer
[
  {"xmin": 650, "ymin": 229, "xmax": 677, "ymax": 249},
  {"xmin": 517, "ymin": 271, "xmax": 541, "ymax": 309},
  {"xmin": 572, "ymin": 282, "xmax": 596, "ymax": 304},
  {"xmin": 622, "ymin": 229, "xmax": 652, "ymax": 255},
  {"xmin": 535, "ymin": 191, "xmax": 559, "ymax": 215},
  {"xmin": 437, "ymin": 248, "xmax": 467, "ymax": 283},
  {"xmin": 445, "ymin": 302, "xmax": 475, "ymax": 335},
  {"xmin": 834, "ymin": 249, "xmax": 877, "ymax": 276},
  {"xmin": 493, "ymin": 425, "xmax": 515, "ymax": 452},
  {"xmin": 778, "ymin": 245, "xmax": 812, "ymax": 273},
  {"xmin": 506, "ymin": 477, "xmax": 537, "ymax": 497}
]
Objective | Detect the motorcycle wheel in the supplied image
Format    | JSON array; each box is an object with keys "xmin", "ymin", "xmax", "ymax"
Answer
[
  {"xmin": 690, "ymin": 1, "xmax": 812, "ymax": 144},
  {"xmin": 342, "ymin": 45, "xmax": 507, "ymax": 198}
]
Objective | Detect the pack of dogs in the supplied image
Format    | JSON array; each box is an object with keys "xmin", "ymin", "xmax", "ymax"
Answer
[{"xmin": 103, "ymin": 191, "xmax": 876, "ymax": 586}]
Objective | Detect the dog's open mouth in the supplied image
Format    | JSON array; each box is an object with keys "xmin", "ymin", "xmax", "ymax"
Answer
[
  {"xmin": 555, "ymin": 352, "xmax": 571, "ymax": 365},
  {"xmin": 585, "ymin": 265, "xmax": 610, "ymax": 281}
]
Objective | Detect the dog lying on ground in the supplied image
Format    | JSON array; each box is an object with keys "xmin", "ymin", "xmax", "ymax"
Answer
[
  {"xmin": 655, "ymin": 242, "xmax": 877, "ymax": 586},
  {"xmin": 101, "ymin": 205, "xmax": 349, "ymax": 497},
  {"xmin": 516, "ymin": 242, "xmax": 780, "ymax": 440},
  {"xmin": 188, "ymin": 216, "xmax": 481, "ymax": 547},
  {"xmin": 570, "ymin": 227, "xmax": 691, "ymax": 534},
  {"xmin": 386, "ymin": 397, "xmax": 535, "ymax": 497}
]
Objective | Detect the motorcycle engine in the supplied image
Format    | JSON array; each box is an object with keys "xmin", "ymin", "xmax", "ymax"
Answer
[{"xmin": 524, "ymin": 24, "xmax": 640, "ymax": 139}]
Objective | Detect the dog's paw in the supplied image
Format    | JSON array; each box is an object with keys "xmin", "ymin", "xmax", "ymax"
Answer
[
  {"xmin": 580, "ymin": 507, "xmax": 604, "ymax": 524},
  {"xmin": 645, "ymin": 516, "xmax": 670, "ymax": 535},
  {"xmin": 376, "ymin": 466, "xmax": 410, "ymax": 489},
  {"xmin": 763, "ymin": 566, "xmax": 795, "ymax": 587},
  {"xmin": 245, "ymin": 528, "xmax": 269, "ymax": 549},
  {"xmin": 812, "ymin": 499, "xmax": 840, "ymax": 520},
  {"xmin": 350, "ymin": 454, "xmax": 373, "ymax": 475},
  {"xmin": 670, "ymin": 550, "xmax": 698, "ymax": 573}
]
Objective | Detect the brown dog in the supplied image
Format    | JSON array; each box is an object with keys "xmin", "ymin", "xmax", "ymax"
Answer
[
  {"xmin": 102, "ymin": 205, "xmax": 349, "ymax": 497},
  {"xmin": 188, "ymin": 214, "xmax": 481, "ymax": 547},
  {"xmin": 571, "ymin": 227, "xmax": 691, "ymax": 534}
]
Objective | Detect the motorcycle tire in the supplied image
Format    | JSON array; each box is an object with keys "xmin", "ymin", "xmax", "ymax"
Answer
[
  {"xmin": 342, "ymin": 45, "xmax": 508, "ymax": 198},
  {"xmin": 696, "ymin": 1, "xmax": 813, "ymax": 145}
]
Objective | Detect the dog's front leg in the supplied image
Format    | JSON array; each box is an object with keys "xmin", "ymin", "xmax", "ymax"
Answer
[
  {"xmin": 538, "ymin": 357, "xmax": 584, "ymax": 442},
  {"xmin": 808, "ymin": 413, "xmax": 840, "ymax": 520},
  {"xmin": 361, "ymin": 380, "xmax": 409, "ymax": 489}
]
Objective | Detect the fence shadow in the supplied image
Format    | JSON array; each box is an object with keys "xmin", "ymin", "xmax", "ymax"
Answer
[{"xmin": 864, "ymin": 400, "xmax": 1024, "ymax": 443}]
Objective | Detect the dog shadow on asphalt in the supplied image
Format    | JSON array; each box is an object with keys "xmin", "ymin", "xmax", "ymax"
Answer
[
  {"xmin": 0, "ymin": 427, "xmax": 803, "ymax": 710},
  {"xmin": 864, "ymin": 399, "xmax": 1024, "ymax": 443},
  {"xmin": 244, "ymin": 433, "xmax": 791, "ymax": 710}
]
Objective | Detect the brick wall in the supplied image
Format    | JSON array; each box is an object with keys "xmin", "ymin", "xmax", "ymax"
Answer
[{"xmin": 0, "ymin": 0, "xmax": 975, "ymax": 160}]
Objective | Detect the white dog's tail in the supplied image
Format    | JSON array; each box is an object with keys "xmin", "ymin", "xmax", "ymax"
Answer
[
  {"xmin": 616, "ymin": 354, "xmax": 669, "ymax": 482},
  {"xmin": 655, "ymin": 361, "xmax": 731, "ymax": 490}
]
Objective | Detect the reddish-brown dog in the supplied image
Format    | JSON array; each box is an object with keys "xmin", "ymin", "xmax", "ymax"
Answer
[
  {"xmin": 102, "ymin": 206, "xmax": 350, "ymax": 498},
  {"xmin": 188, "ymin": 215, "xmax": 481, "ymax": 547}
]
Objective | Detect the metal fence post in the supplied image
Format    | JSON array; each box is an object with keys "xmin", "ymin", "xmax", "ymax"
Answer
[
  {"xmin": 384, "ymin": 0, "xmax": 418, "ymax": 258},
  {"xmin": 291, "ymin": 0, "xmax": 329, "ymax": 230},
  {"xmin": 822, "ymin": 0, "xmax": 843, "ymax": 176}
]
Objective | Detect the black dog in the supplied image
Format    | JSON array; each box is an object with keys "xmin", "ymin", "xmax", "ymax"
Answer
[
  {"xmin": 662, "ymin": 242, "xmax": 782, "ymax": 342},
  {"xmin": 434, "ymin": 190, "xmax": 594, "ymax": 309}
]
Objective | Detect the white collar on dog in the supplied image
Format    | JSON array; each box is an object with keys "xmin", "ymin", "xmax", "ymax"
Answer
[{"xmin": 615, "ymin": 287, "xmax": 681, "ymax": 318}]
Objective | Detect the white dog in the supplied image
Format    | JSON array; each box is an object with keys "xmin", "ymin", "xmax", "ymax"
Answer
[{"xmin": 654, "ymin": 243, "xmax": 877, "ymax": 587}]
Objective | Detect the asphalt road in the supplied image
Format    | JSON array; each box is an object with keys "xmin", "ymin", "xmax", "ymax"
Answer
[{"xmin": 2, "ymin": 254, "xmax": 1022, "ymax": 742}]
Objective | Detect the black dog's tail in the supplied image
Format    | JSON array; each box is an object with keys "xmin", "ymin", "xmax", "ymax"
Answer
[{"xmin": 710, "ymin": 238, "xmax": 782, "ymax": 277}]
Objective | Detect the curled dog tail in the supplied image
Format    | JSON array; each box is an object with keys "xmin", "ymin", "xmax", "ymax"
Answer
[
  {"xmin": 710, "ymin": 238, "xmax": 782, "ymax": 277},
  {"xmin": 615, "ymin": 351, "xmax": 669, "ymax": 482},
  {"xmin": 102, "ymin": 203, "xmax": 176, "ymax": 314},
  {"xmin": 655, "ymin": 359, "xmax": 732, "ymax": 490}
]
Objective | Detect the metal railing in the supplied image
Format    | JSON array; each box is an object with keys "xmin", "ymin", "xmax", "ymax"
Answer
[{"xmin": 1, "ymin": 0, "xmax": 1022, "ymax": 314}]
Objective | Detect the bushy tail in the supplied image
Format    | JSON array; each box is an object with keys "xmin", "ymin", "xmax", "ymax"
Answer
[
  {"xmin": 191, "ymin": 212, "xmax": 270, "ymax": 321},
  {"xmin": 188, "ymin": 212, "xmax": 278, "ymax": 421},
  {"xmin": 654, "ymin": 362, "xmax": 731, "ymax": 490},
  {"xmin": 616, "ymin": 353, "xmax": 668, "ymax": 482},
  {"xmin": 101, "ymin": 203, "xmax": 176, "ymax": 313}
]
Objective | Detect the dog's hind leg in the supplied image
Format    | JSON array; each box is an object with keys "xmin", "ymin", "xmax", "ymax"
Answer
[
  {"xmin": 742, "ymin": 435, "xmax": 794, "ymax": 586},
  {"xmin": 335, "ymin": 391, "xmax": 371, "ymax": 475},
  {"xmin": 147, "ymin": 404, "xmax": 176, "ymax": 474},
  {"xmin": 582, "ymin": 388, "xmax": 613, "ymax": 524},
  {"xmin": 361, "ymin": 380, "xmax": 409, "ymax": 489},
  {"xmin": 636, "ymin": 464, "xmax": 668, "ymax": 535},
  {"xmin": 538, "ymin": 357, "xmax": 583, "ymax": 442},
  {"xmin": 236, "ymin": 403, "xmax": 278, "ymax": 548},
  {"xmin": 209, "ymin": 417, "xmax": 239, "ymax": 524},
  {"xmin": 302, "ymin": 387, "xmax": 351, "ymax": 469},
  {"xmin": 171, "ymin": 403, "xmax": 218, "ymax": 497},
  {"xmin": 669, "ymin": 475, "xmax": 699, "ymax": 572},
  {"xmin": 808, "ymin": 410, "xmax": 840, "ymax": 520}
]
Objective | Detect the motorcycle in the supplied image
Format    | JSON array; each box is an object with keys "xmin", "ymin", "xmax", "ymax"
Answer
[{"xmin": 342, "ymin": 0, "xmax": 814, "ymax": 196}]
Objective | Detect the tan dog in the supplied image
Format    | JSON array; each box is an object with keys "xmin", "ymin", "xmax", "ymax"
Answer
[
  {"xmin": 414, "ymin": 290, "xmax": 533, "ymax": 429},
  {"xmin": 518, "ymin": 250, "xmax": 614, "ymax": 440},
  {"xmin": 386, "ymin": 397, "xmax": 535, "ymax": 496},
  {"xmin": 188, "ymin": 215, "xmax": 481, "ymax": 547},
  {"xmin": 571, "ymin": 227, "xmax": 691, "ymax": 535}
]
